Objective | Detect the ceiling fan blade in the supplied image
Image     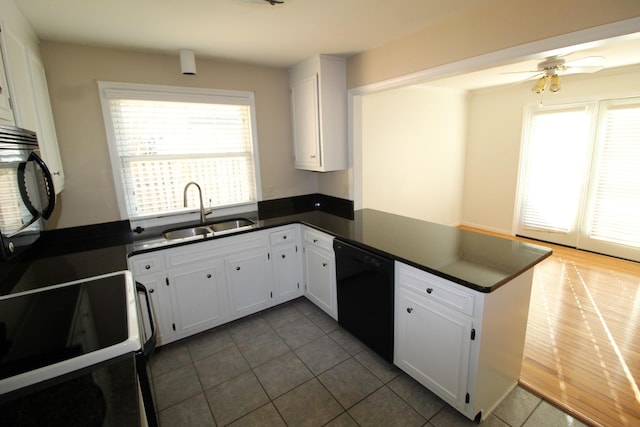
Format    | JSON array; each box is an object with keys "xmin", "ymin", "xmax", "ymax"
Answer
[
  {"xmin": 564, "ymin": 65, "xmax": 605, "ymax": 74},
  {"xmin": 498, "ymin": 70, "xmax": 539, "ymax": 75},
  {"xmin": 518, "ymin": 72, "xmax": 544, "ymax": 83},
  {"xmin": 563, "ymin": 56, "xmax": 605, "ymax": 67}
]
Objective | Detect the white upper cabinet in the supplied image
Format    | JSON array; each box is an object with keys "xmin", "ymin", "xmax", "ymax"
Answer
[
  {"xmin": 0, "ymin": 23, "xmax": 65, "ymax": 193},
  {"xmin": 0, "ymin": 42, "xmax": 14, "ymax": 125},
  {"xmin": 289, "ymin": 54, "xmax": 347, "ymax": 172}
]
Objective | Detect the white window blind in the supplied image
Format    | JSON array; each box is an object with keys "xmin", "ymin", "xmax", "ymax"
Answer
[
  {"xmin": 588, "ymin": 101, "xmax": 640, "ymax": 248},
  {"xmin": 100, "ymin": 83, "xmax": 259, "ymax": 221},
  {"xmin": 0, "ymin": 167, "xmax": 31, "ymax": 232},
  {"xmin": 517, "ymin": 97, "xmax": 640, "ymax": 261},
  {"xmin": 519, "ymin": 106, "xmax": 592, "ymax": 234}
]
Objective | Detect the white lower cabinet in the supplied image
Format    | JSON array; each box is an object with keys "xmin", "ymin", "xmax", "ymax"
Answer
[
  {"xmin": 167, "ymin": 260, "xmax": 228, "ymax": 337},
  {"xmin": 396, "ymin": 286, "xmax": 472, "ymax": 407},
  {"xmin": 128, "ymin": 226, "xmax": 306, "ymax": 346},
  {"xmin": 225, "ymin": 246, "xmax": 272, "ymax": 320},
  {"xmin": 134, "ymin": 273, "xmax": 174, "ymax": 345},
  {"xmin": 394, "ymin": 262, "xmax": 534, "ymax": 422},
  {"xmin": 302, "ymin": 227, "xmax": 337, "ymax": 319},
  {"xmin": 270, "ymin": 226, "xmax": 303, "ymax": 304}
]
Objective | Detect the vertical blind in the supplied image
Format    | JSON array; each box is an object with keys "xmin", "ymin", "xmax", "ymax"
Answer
[
  {"xmin": 519, "ymin": 106, "xmax": 592, "ymax": 234},
  {"xmin": 588, "ymin": 101, "xmax": 640, "ymax": 248},
  {"xmin": 104, "ymin": 92, "xmax": 257, "ymax": 220},
  {"xmin": 518, "ymin": 98, "xmax": 640, "ymax": 259}
]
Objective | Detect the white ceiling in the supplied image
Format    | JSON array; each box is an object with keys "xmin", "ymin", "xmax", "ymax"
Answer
[
  {"xmin": 14, "ymin": 0, "xmax": 640, "ymax": 89},
  {"xmin": 15, "ymin": 0, "xmax": 492, "ymax": 67},
  {"xmin": 426, "ymin": 35, "xmax": 640, "ymax": 91}
]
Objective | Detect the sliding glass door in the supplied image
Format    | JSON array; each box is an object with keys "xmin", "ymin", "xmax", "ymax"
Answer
[{"xmin": 516, "ymin": 98, "xmax": 640, "ymax": 262}]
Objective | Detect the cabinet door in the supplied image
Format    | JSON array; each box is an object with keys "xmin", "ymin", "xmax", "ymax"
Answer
[
  {"xmin": 2, "ymin": 27, "xmax": 37, "ymax": 131},
  {"xmin": 291, "ymin": 74, "xmax": 320, "ymax": 170},
  {"xmin": 136, "ymin": 273, "xmax": 175, "ymax": 346},
  {"xmin": 304, "ymin": 245, "xmax": 337, "ymax": 319},
  {"xmin": 225, "ymin": 247, "xmax": 272, "ymax": 320},
  {"xmin": 26, "ymin": 51, "xmax": 64, "ymax": 192},
  {"xmin": 2, "ymin": 26, "xmax": 64, "ymax": 192},
  {"xmin": 167, "ymin": 260, "xmax": 227, "ymax": 338},
  {"xmin": 395, "ymin": 287, "xmax": 472, "ymax": 408},
  {"xmin": 0, "ymin": 43, "xmax": 14, "ymax": 125},
  {"xmin": 272, "ymin": 243, "xmax": 302, "ymax": 303}
]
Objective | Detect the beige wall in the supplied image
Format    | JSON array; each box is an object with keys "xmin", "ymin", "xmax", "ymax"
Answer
[
  {"xmin": 462, "ymin": 64, "xmax": 640, "ymax": 234},
  {"xmin": 347, "ymin": 0, "xmax": 640, "ymax": 89},
  {"xmin": 36, "ymin": 0, "xmax": 640, "ymax": 229},
  {"xmin": 361, "ymin": 86, "xmax": 467, "ymax": 226},
  {"xmin": 40, "ymin": 42, "xmax": 317, "ymax": 228}
]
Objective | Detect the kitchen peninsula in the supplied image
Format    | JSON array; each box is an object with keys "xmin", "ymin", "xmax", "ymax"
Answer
[
  {"xmin": 1, "ymin": 199, "xmax": 552, "ymax": 423},
  {"xmin": 129, "ymin": 203, "xmax": 552, "ymax": 421}
]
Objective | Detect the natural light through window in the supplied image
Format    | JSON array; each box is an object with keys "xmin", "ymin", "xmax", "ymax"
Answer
[
  {"xmin": 99, "ymin": 82, "xmax": 260, "ymax": 225},
  {"xmin": 519, "ymin": 106, "xmax": 592, "ymax": 234},
  {"xmin": 517, "ymin": 98, "xmax": 640, "ymax": 261}
]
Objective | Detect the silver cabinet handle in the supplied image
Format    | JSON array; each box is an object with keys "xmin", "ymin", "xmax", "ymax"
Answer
[
  {"xmin": 407, "ymin": 307, "xmax": 413, "ymax": 313},
  {"xmin": 145, "ymin": 264, "xmax": 151, "ymax": 270},
  {"xmin": 149, "ymin": 289, "xmax": 154, "ymax": 294}
]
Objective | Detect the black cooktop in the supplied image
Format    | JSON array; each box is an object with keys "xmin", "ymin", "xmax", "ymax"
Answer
[{"xmin": 0, "ymin": 274, "xmax": 129, "ymax": 384}]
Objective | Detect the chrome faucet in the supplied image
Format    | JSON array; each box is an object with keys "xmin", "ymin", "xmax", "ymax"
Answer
[{"xmin": 183, "ymin": 182, "xmax": 212, "ymax": 224}]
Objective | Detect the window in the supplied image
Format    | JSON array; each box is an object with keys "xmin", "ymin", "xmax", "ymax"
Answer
[
  {"xmin": 516, "ymin": 97, "xmax": 640, "ymax": 261},
  {"xmin": 0, "ymin": 167, "xmax": 35, "ymax": 233},
  {"xmin": 99, "ymin": 82, "xmax": 261, "ymax": 227}
]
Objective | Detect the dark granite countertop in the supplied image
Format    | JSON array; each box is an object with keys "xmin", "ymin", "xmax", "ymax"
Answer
[
  {"xmin": 130, "ymin": 208, "xmax": 553, "ymax": 293},
  {"xmin": 0, "ymin": 221, "xmax": 140, "ymax": 426},
  {"xmin": 0, "ymin": 197, "xmax": 551, "ymax": 422}
]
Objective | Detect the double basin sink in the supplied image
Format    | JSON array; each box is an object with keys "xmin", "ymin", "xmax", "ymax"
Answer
[{"xmin": 162, "ymin": 218, "xmax": 255, "ymax": 240}]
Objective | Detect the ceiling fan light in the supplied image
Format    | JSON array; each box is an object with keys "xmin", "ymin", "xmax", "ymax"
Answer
[
  {"xmin": 549, "ymin": 74, "xmax": 561, "ymax": 92},
  {"xmin": 532, "ymin": 77, "xmax": 546, "ymax": 94}
]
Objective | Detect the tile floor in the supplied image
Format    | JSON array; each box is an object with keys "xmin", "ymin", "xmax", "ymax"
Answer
[{"xmin": 150, "ymin": 297, "xmax": 588, "ymax": 427}]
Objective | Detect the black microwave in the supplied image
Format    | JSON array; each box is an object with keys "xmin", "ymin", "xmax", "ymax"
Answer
[{"xmin": 0, "ymin": 125, "xmax": 55, "ymax": 260}]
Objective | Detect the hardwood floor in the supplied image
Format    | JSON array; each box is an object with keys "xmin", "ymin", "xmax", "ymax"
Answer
[{"xmin": 462, "ymin": 227, "xmax": 640, "ymax": 426}]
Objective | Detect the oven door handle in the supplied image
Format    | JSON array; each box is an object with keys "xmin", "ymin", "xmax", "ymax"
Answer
[{"xmin": 136, "ymin": 281, "xmax": 157, "ymax": 357}]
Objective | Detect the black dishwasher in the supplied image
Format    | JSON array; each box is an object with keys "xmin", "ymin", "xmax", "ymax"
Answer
[{"xmin": 334, "ymin": 240, "xmax": 394, "ymax": 363}]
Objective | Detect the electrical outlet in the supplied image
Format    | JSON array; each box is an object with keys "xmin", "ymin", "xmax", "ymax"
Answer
[{"xmin": 263, "ymin": 185, "xmax": 275, "ymax": 198}]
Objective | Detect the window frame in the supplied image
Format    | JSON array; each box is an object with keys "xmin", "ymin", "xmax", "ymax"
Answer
[
  {"xmin": 515, "ymin": 96, "xmax": 640, "ymax": 261},
  {"xmin": 98, "ymin": 81, "xmax": 262, "ymax": 229}
]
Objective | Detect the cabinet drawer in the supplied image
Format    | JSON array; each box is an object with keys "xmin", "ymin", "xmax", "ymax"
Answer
[
  {"xmin": 270, "ymin": 227, "xmax": 297, "ymax": 246},
  {"xmin": 397, "ymin": 263, "xmax": 475, "ymax": 316},
  {"xmin": 303, "ymin": 228, "xmax": 333, "ymax": 252},
  {"xmin": 129, "ymin": 254, "xmax": 164, "ymax": 275}
]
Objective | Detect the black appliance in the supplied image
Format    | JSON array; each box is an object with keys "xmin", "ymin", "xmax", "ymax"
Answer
[
  {"xmin": 0, "ymin": 272, "xmax": 157, "ymax": 426},
  {"xmin": 334, "ymin": 239, "xmax": 395, "ymax": 363},
  {"xmin": 136, "ymin": 281, "xmax": 158, "ymax": 427},
  {"xmin": 0, "ymin": 125, "xmax": 55, "ymax": 260}
]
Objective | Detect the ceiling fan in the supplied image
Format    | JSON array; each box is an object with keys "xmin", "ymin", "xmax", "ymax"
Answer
[
  {"xmin": 240, "ymin": 0, "xmax": 285, "ymax": 5},
  {"xmin": 505, "ymin": 55, "xmax": 605, "ymax": 93}
]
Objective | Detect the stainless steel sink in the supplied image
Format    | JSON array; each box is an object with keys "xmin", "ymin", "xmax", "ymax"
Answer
[
  {"xmin": 162, "ymin": 218, "xmax": 255, "ymax": 240},
  {"xmin": 162, "ymin": 226, "xmax": 211, "ymax": 240},
  {"xmin": 210, "ymin": 218, "xmax": 255, "ymax": 233}
]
